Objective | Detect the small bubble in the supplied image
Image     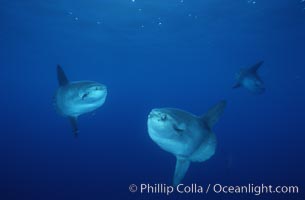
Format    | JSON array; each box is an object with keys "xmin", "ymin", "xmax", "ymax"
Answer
[
  {"xmin": 158, "ymin": 22, "xmax": 162, "ymax": 25},
  {"xmin": 247, "ymin": 0, "xmax": 257, "ymax": 4},
  {"xmin": 97, "ymin": 21, "xmax": 101, "ymax": 25},
  {"xmin": 74, "ymin": 17, "xmax": 79, "ymax": 21},
  {"xmin": 68, "ymin": 11, "xmax": 73, "ymax": 15}
]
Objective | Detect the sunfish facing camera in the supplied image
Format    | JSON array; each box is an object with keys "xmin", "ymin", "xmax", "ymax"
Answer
[
  {"xmin": 147, "ymin": 101, "xmax": 226, "ymax": 186},
  {"xmin": 54, "ymin": 65, "xmax": 107, "ymax": 137},
  {"xmin": 233, "ymin": 61, "xmax": 265, "ymax": 94}
]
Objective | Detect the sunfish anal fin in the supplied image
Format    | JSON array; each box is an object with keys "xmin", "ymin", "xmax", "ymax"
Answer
[
  {"xmin": 69, "ymin": 117, "xmax": 79, "ymax": 138},
  {"xmin": 173, "ymin": 157, "xmax": 190, "ymax": 186},
  {"xmin": 232, "ymin": 82, "xmax": 241, "ymax": 89}
]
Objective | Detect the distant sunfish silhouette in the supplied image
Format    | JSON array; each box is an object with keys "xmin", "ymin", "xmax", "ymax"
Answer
[
  {"xmin": 147, "ymin": 101, "xmax": 226, "ymax": 186},
  {"xmin": 54, "ymin": 65, "xmax": 107, "ymax": 137},
  {"xmin": 233, "ymin": 61, "xmax": 265, "ymax": 94}
]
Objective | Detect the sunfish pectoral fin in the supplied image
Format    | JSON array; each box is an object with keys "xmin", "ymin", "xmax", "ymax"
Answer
[
  {"xmin": 69, "ymin": 117, "xmax": 79, "ymax": 138},
  {"xmin": 173, "ymin": 157, "xmax": 190, "ymax": 186},
  {"xmin": 248, "ymin": 60, "xmax": 264, "ymax": 74},
  {"xmin": 201, "ymin": 100, "xmax": 226, "ymax": 129},
  {"xmin": 57, "ymin": 65, "xmax": 69, "ymax": 86},
  {"xmin": 173, "ymin": 123, "xmax": 186, "ymax": 133}
]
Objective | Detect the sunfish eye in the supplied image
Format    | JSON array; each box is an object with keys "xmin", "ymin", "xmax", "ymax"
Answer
[{"xmin": 161, "ymin": 114, "xmax": 167, "ymax": 121}]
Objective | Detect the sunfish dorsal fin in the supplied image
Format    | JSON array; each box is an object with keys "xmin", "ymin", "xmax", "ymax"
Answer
[
  {"xmin": 173, "ymin": 157, "xmax": 190, "ymax": 186},
  {"xmin": 201, "ymin": 100, "xmax": 226, "ymax": 129},
  {"xmin": 248, "ymin": 61, "xmax": 264, "ymax": 74},
  {"xmin": 57, "ymin": 65, "xmax": 69, "ymax": 86}
]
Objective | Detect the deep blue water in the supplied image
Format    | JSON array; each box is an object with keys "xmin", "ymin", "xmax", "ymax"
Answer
[{"xmin": 1, "ymin": 0, "xmax": 305, "ymax": 199}]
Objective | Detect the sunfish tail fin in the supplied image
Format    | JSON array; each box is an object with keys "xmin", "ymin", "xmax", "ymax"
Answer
[
  {"xmin": 173, "ymin": 157, "xmax": 190, "ymax": 186},
  {"xmin": 201, "ymin": 100, "xmax": 227, "ymax": 129},
  {"xmin": 248, "ymin": 60, "xmax": 264, "ymax": 74},
  {"xmin": 57, "ymin": 65, "xmax": 69, "ymax": 86},
  {"xmin": 69, "ymin": 117, "xmax": 79, "ymax": 138}
]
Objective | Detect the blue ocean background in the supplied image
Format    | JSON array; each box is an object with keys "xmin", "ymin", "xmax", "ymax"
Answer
[{"xmin": 1, "ymin": 0, "xmax": 305, "ymax": 199}]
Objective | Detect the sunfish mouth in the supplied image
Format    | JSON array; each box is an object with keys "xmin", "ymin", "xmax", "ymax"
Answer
[
  {"xmin": 148, "ymin": 109, "xmax": 167, "ymax": 121},
  {"xmin": 95, "ymin": 85, "xmax": 107, "ymax": 91}
]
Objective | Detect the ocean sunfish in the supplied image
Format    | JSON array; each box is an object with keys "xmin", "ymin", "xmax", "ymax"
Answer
[
  {"xmin": 147, "ymin": 101, "xmax": 226, "ymax": 186},
  {"xmin": 54, "ymin": 65, "xmax": 107, "ymax": 137},
  {"xmin": 233, "ymin": 61, "xmax": 265, "ymax": 94}
]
